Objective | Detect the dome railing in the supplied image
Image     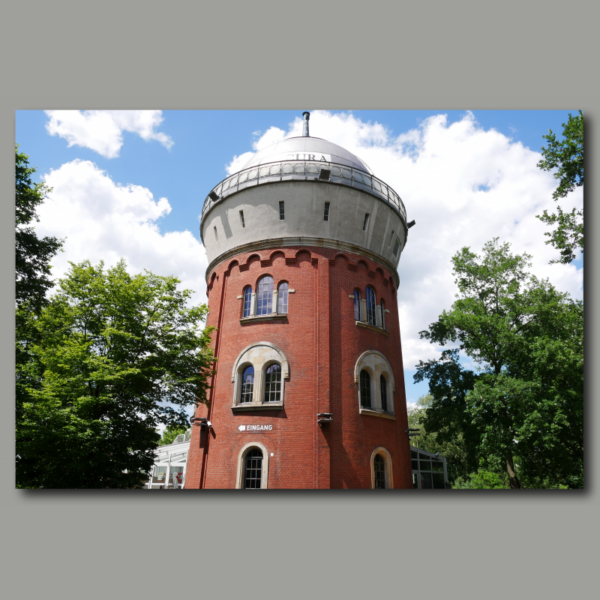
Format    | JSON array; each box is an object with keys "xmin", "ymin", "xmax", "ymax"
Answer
[{"xmin": 201, "ymin": 159, "xmax": 407, "ymax": 223}]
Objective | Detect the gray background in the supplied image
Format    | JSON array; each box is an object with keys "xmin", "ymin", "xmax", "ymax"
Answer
[{"xmin": 1, "ymin": 1, "xmax": 596, "ymax": 599}]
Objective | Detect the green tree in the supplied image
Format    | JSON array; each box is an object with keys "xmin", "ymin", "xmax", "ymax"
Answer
[
  {"xmin": 16, "ymin": 260, "xmax": 215, "ymax": 489},
  {"xmin": 537, "ymin": 111, "xmax": 584, "ymax": 264},
  {"xmin": 15, "ymin": 146, "xmax": 63, "ymax": 457},
  {"xmin": 15, "ymin": 145, "xmax": 63, "ymax": 312},
  {"xmin": 159, "ymin": 425, "xmax": 188, "ymax": 446},
  {"xmin": 416, "ymin": 239, "xmax": 583, "ymax": 489}
]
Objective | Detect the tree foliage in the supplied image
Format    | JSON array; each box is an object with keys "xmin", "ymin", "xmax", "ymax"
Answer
[
  {"xmin": 415, "ymin": 239, "xmax": 583, "ymax": 489},
  {"xmin": 536, "ymin": 111, "xmax": 584, "ymax": 264},
  {"xmin": 15, "ymin": 146, "xmax": 64, "ymax": 458},
  {"xmin": 15, "ymin": 146, "xmax": 63, "ymax": 312},
  {"xmin": 16, "ymin": 260, "xmax": 215, "ymax": 489},
  {"xmin": 159, "ymin": 425, "xmax": 188, "ymax": 447}
]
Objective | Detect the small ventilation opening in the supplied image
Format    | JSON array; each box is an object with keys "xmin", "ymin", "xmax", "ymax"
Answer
[
  {"xmin": 279, "ymin": 201, "xmax": 285, "ymax": 220},
  {"xmin": 239, "ymin": 210, "xmax": 245, "ymax": 228},
  {"xmin": 363, "ymin": 213, "xmax": 370, "ymax": 231},
  {"xmin": 324, "ymin": 202, "xmax": 330, "ymax": 221}
]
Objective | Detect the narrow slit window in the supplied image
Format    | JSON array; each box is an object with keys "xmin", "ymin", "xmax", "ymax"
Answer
[
  {"xmin": 380, "ymin": 299, "xmax": 386, "ymax": 329},
  {"xmin": 324, "ymin": 202, "xmax": 330, "ymax": 221},
  {"xmin": 214, "ymin": 226, "xmax": 218, "ymax": 240},
  {"xmin": 278, "ymin": 282, "xmax": 289, "ymax": 314},
  {"xmin": 390, "ymin": 230, "xmax": 395, "ymax": 244},
  {"xmin": 360, "ymin": 370, "xmax": 371, "ymax": 408},
  {"xmin": 279, "ymin": 201, "xmax": 285, "ymax": 220},
  {"xmin": 380, "ymin": 375, "xmax": 388, "ymax": 412},
  {"xmin": 363, "ymin": 213, "xmax": 370, "ymax": 231},
  {"xmin": 243, "ymin": 286, "xmax": 252, "ymax": 318},
  {"xmin": 366, "ymin": 286, "xmax": 376, "ymax": 326},
  {"xmin": 393, "ymin": 236, "xmax": 400, "ymax": 256},
  {"xmin": 239, "ymin": 210, "xmax": 245, "ymax": 228},
  {"xmin": 354, "ymin": 290, "xmax": 361, "ymax": 321}
]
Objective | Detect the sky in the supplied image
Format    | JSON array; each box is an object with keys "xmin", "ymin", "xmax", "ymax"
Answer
[{"xmin": 16, "ymin": 109, "xmax": 584, "ymax": 410}]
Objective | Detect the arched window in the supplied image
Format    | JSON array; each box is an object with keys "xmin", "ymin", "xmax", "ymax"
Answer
[
  {"xmin": 243, "ymin": 286, "xmax": 252, "ymax": 318},
  {"xmin": 240, "ymin": 366, "xmax": 254, "ymax": 404},
  {"xmin": 380, "ymin": 375, "xmax": 388, "ymax": 412},
  {"xmin": 366, "ymin": 286, "xmax": 376, "ymax": 325},
  {"xmin": 360, "ymin": 370, "xmax": 371, "ymax": 408},
  {"xmin": 355, "ymin": 351, "xmax": 396, "ymax": 417},
  {"xmin": 257, "ymin": 276, "xmax": 273, "ymax": 316},
  {"xmin": 354, "ymin": 289, "xmax": 361, "ymax": 321},
  {"xmin": 244, "ymin": 448, "xmax": 263, "ymax": 489},
  {"xmin": 370, "ymin": 447, "xmax": 393, "ymax": 489},
  {"xmin": 380, "ymin": 299, "xmax": 385, "ymax": 329},
  {"xmin": 278, "ymin": 282, "xmax": 289, "ymax": 314},
  {"xmin": 374, "ymin": 454, "xmax": 386, "ymax": 489},
  {"xmin": 264, "ymin": 364, "xmax": 282, "ymax": 403}
]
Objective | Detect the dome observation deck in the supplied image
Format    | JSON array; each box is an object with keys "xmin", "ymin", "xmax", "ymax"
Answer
[{"xmin": 200, "ymin": 136, "xmax": 407, "ymax": 228}]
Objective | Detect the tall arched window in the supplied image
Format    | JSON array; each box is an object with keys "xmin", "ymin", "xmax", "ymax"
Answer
[
  {"xmin": 244, "ymin": 448, "xmax": 263, "ymax": 489},
  {"xmin": 264, "ymin": 364, "xmax": 282, "ymax": 403},
  {"xmin": 366, "ymin": 286, "xmax": 376, "ymax": 325},
  {"xmin": 278, "ymin": 282, "xmax": 289, "ymax": 314},
  {"xmin": 240, "ymin": 366, "xmax": 254, "ymax": 404},
  {"xmin": 257, "ymin": 276, "xmax": 273, "ymax": 316},
  {"xmin": 360, "ymin": 370, "xmax": 371, "ymax": 408},
  {"xmin": 380, "ymin": 375, "xmax": 388, "ymax": 412},
  {"xmin": 243, "ymin": 286, "xmax": 252, "ymax": 318},
  {"xmin": 354, "ymin": 289, "xmax": 361, "ymax": 321},
  {"xmin": 380, "ymin": 299, "xmax": 385, "ymax": 329},
  {"xmin": 374, "ymin": 454, "xmax": 387, "ymax": 489}
]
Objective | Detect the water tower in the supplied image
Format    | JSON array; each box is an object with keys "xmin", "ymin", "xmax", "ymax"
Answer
[{"xmin": 185, "ymin": 112, "xmax": 414, "ymax": 489}]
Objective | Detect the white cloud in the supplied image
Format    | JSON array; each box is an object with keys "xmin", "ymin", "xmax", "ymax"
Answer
[
  {"xmin": 45, "ymin": 110, "xmax": 174, "ymax": 158},
  {"xmin": 241, "ymin": 110, "xmax": 584, "ymax": 370},
  {"xmin": 37, "ymin": 159, "xmax": 207, "ymax": 306},
  {"xmin": 226, "ymin": 126, "xmax": 288, "ymax": 174}
]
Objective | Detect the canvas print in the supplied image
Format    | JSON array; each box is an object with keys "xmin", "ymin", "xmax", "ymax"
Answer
[{"xmin": 15, "ymin": 110, "xmax": 583, "ymax": 489}]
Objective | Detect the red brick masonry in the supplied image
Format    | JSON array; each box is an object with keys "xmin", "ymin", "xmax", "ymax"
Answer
[{"xmin": 185, "ymin": 246, "xmax": 413, "ymax": 489}]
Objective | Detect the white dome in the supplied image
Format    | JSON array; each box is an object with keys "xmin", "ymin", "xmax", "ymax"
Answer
[{"xmin": 241, "ymin": 136, "xmax": 373, "ymax": 174}]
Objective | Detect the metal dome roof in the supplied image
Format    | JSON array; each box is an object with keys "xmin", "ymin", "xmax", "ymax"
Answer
[{"xmin": 241, "ymin": 136, "xmax": 373, "ymax": 174}]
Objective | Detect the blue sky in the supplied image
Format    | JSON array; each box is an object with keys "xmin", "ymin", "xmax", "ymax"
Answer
[{"xmin": 16, "ymin": 109, "xmax": 584, "ymax": 407}]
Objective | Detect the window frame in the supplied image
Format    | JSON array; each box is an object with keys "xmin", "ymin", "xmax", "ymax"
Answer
[
  {"xmin": 242, "ymin": 285, "xmax": 252, "ymax": 318},
  {"xmin": 354, "ymin": 289, "xmax": 361, "ymax": 321},
  {"xmin": 232, "ymin": 343, "xmax": 289, "ymax": 411},
  {"xmin": 370, "ymin": 447, "xmax": 394, "ymax": 489},
  {"xmin": 366, "ymin": 286, "xmax": 376, "ymax": 326},
  {"xmin": 360, "ymin": 369, "xmax": 372, "ymax": 408},
  {"xmin": 256, "ymin": 275, "xmax": 274, "ymax": 316},
  {"xmin": 263, "ymin": 362, "xmax": 283, "ymax": 404},
  {"xmin": 354, "ymin": 350, "xmax": 396, "ymax": 418},
  {"xmin": 239, "ymin": 365, "xmax": 255, "ymax": 404},
  {"xmin": 277, "ymin": 281, "xmax": 289, "ymax": 314},
  {"xmin": 236, "ymin": 442, "xmax": 269, "ymax": 489}
]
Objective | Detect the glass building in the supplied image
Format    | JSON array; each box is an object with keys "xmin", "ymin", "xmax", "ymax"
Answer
[
  {"xmin": 144, "ymin": 429, "xmax": 191, "ymax": 489},
  {"xmin": 411, "ymin": 446, "xmax": 448, "ymax": 489}
]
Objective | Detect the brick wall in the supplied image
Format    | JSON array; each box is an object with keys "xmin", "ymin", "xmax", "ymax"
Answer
[{"xmin": 185, "ymin": 246, "xmax": 413, "ymax": 489}]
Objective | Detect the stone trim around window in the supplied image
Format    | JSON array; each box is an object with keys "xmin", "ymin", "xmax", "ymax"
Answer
[
  {"xmin": 370, "ymin": 447, "xmax": 394, "ymax": 489},
  {"xmin": 359, "ymin": 408, "xmax": 396, "ymax": 420},
  {"xmin": 231, "ymin": 342, "xmax": 289, "ymax": 411},
  {"xmin": 241, "ymin": 314, "xmax": 288, "ymax": 324},
  {"xmin": 236, "ymin": 442, "xmax": 270, "ymax": 489},
  {"xmin": 354, "ymin": 350, "xmax": 396, "ymax": 416},
  {"xmin": 355, "ymin": 321, "xmax": 389, "ymax": 336}
]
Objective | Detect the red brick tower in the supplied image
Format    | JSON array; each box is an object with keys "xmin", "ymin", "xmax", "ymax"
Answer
[{"xmin": 185, "ymin": 113, "xmax": 413, "ymax": 489}]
